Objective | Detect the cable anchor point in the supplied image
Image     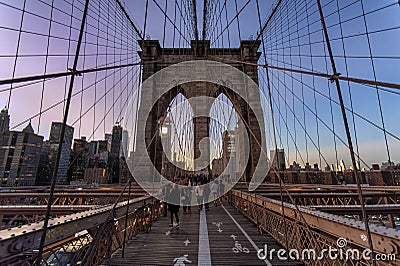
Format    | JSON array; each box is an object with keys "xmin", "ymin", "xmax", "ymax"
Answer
[{"xmin": 329, "ymin": 72, "xmax": 341, "ymax": 83}]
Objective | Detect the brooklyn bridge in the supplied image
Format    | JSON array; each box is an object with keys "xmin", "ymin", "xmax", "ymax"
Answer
[{"xmin": 0, "ymin": 0, "xmax": 399, "ymax": 265}]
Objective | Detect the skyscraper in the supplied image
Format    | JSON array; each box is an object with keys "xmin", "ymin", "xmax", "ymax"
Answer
[
  {"xmin": 270, "ymin": 149, "xmax": 286, "ymax": 170},
  {"xmin": 109, "ymin": 125, "xmax": 122, "ymax": 183},
  {"xmin": 0, "ymin": 107, "xmax": 10, "ymax": 134},
  {"xmin": 0, "ymin": 122, "xmax": 43, "ymax": 186},
  {"xmin": 37, "ymin": 122, "xmax": 74, "ymax": 185},
  {"xmin": 69, "ymin": 136, "xmax": 89, "ymax": 181},
  {"xmin": 105, "ymin": 133, "xmax": 112, "ymax": 145},
  {"xmin": 222, "ymin": 130, "xmax": 239, "ymax": 177},
  {"xmin": 88, "ymin": 140, "xmax": 110, "ymax": 168},
  {"xmin": 122, "ymin": 129, "xmax": 129, "ymax": 157}
]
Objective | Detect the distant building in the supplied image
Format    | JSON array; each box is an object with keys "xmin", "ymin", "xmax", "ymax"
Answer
[
  {"xmin": 105, "ymin": 133, "xmax": 112, "ymax": 145},
  {"xmin": 119, "ymin": 157, "xmax": 133, "ymax": 184},
  {"xmin": 81, "ymin": 138, "xmax": 111, "ymax": 184},
  {"xmin": 109, "ymin": 125, "xmax": 122, "ymax": 183},
  {"xmin": 88, "ymin": 140, "xmax": 110, "ymax": 168},
  {"xmin": 121, "ymin": 130, "xmax": 129, "ymax": 157},
  {"xmin": 37, "ymin": 122, "xmax": 74, "ymax": 185},
  {"xmin": 84, "ymin": 167, "xmax": 108, "ymax": 184},
  {"xmin": 0, "ymin": 122, "xmax": 43, "ymax": 186},
  {"xmin": 0, "ymin": 107, "xmax": 10, "ymax": 135},
  {"xmin": 68, "ymin": 137, "xmax": 89, "ymax": 182},
  {"xmin": 222, "ymin": 130, "xmax": 239, "ymax": 177},
  {"xmin": 270, "ymin": 149, "xmax": 286, "ymax": 170}
]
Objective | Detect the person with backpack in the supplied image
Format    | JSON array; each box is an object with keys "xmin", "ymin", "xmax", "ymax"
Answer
[{"xmin": 167, "ymin": 183, "xmax": 181, "ymax": 228}]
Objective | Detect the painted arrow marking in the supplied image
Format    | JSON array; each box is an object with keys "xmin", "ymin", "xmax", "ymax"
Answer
[{"xmin": 184, "ymin": 239, "xmax": 191, "ymax": 246}]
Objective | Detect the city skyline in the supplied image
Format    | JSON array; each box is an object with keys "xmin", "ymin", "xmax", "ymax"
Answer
[{"xmin": 0, "ymin": 1, "xmax": 399, "ymax": 171}]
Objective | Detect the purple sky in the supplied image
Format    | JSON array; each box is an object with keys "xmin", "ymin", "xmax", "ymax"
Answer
[{"xmin": 0, "ymin": 0, "xmax": 399, "ymax": 168}]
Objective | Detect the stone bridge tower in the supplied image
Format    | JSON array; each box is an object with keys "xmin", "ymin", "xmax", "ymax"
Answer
[{"xmin": 134, "ymin": 39, "xmax": 264, "ymax": 182}]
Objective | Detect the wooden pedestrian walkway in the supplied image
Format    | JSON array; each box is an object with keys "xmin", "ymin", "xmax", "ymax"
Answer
[{"xmin": 103, "ymin": 202, "xmax": 302, "ymax": 265}]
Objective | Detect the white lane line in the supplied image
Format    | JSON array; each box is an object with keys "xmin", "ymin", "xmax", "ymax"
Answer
[
  {"xmin": 221, "ymin": 204, "xmax": 272, "ymax": 266},
  {"xmin": 198, "ymin": 209, "xmax": 212, "ymax": 265}
]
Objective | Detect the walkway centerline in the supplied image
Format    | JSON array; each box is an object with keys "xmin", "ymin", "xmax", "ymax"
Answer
[{"xmin": 198, "ymin": 209, "xmax": 212, "ymax": 265}]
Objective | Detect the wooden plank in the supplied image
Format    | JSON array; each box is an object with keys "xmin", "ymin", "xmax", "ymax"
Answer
[{"xmin": 103, "ymin": 201, "xmax": 303, "ymax": 265}]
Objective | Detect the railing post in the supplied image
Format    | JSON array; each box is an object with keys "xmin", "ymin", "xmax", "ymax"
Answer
[
  {"xmin": 35, "ymin": 0, "xmax": 89, "ymax": 264},
  {"xmin": 122, "ymin": 179, "xmax": 132, "ymax": 258}
]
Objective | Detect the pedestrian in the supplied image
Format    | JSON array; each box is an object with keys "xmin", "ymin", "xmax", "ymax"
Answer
[
  {"xmin": 211, "ymin": 180, "xmax": 219, "ymax": 206},
  {"xmin": 187, "ymin": 179, "xmax": 192, "ymax": 212},
  {"xmin": 168, "ymin": 183, "xmax": 181, "ymax": 228},
  {"xmin": 203, "ymin": 181, "xmax": 211, "ymax": 211},
  {"xmin": 218, "ymin": 179, "xmax": 225, "ymax": 203},
  {"xmin": 163, "ymin": 181, "xmax": 172, "ymax": 217},
  {"xmin": 195, "ymin": 183, "xmax": 203, "ymax": 211},
  {"xmin": 182, "ymin": 187, "xmax": 189, "ymax": 214}
]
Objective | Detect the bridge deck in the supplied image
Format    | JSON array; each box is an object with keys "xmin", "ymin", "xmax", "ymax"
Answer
[{"xmin": 103, "ymin": 202, "xmax": 302, "ymax": 266}]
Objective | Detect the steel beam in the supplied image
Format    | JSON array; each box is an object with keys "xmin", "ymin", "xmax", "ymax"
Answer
[{"xmin": 0, "ymin": 196, "xmax": 152, "ymax": 260}]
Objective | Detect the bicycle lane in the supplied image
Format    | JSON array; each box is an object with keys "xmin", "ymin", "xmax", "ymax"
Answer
[{"xmin": 206, "ymin": 202, "xmax": 302, "ymax": 265}]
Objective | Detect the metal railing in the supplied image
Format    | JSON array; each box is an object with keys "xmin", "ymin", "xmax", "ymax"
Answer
[
  {"xmin": 0, "ymin": 193, "xmax": 164, "ymax": 266},
  {"xmin": 226, "ymin": 189, "xmax": 399, "ymax": 266}
]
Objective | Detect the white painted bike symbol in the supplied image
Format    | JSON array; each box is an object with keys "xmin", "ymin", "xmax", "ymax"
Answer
[
  {"xmin": 232, "ymin": 241, "xmax": 249, "ymax": 253},
  {"xmin": 212, "ymin": 222, "xmax": 223, "ymax": 232}
]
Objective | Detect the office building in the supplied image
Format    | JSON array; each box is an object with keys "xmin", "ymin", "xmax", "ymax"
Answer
[
  {"xmin": 69, "ymin": 137, "xmax": 89, "ymax": 181},
  {"xmin": 0, "ymin": 122, "xmax": 43, "ymax": 186},
  {"xmin": 37, "ymin": 122, "xmax": 74, "ymax": 185},
  {"xmin": 0, "ymin": 107, "xmax": 10, "ymax": 135},
  {"xmin": 109, "ymin": 125, "xmax": 122, "ymax": 183},
  {"xmin": 270, "ymin": 149, "xmax": 286, "ymax": 170}
]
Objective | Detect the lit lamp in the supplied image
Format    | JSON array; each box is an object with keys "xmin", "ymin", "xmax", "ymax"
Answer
[
  {"xmin": 161, "ymin": 126, "xmax": 168, "ymax": 135},
  {"xmin": 157, "ymin": 117, "xmax": 168, "ymax": 175}
]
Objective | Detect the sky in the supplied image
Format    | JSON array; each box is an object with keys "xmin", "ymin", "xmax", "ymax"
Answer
[{"xmin": 0, "ymin": 0, "xmax": 399, "ymax": 169}]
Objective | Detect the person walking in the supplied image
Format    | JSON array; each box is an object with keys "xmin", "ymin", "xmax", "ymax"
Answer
[
  {"xmin": 168, "ymin": 183, "xmax": 181, "ymax": 228},
  {"xmin": 195, "ymin": 184, "xmax": 204, "ymax": 211},
  {"xmin": 218, "ymin": 179, "xmax": 225, "ymax": 203},
  {"xmin": 203, "ymin": 181, "xmax": 211, "ymax": 211},
  {"xmin": 182, "ymin": 187, "xmax": 190, "ymax": 214},
  {"xmin": 163, "ymin": 181, "xmax": 172, "ymax": 217},
  {"xmin": 211, "ymin": 180, "xmax": 219, "ymax": 206},
  {"xmin": 186, "ymin": 179, "xmax": 192, "ymax": 213}
]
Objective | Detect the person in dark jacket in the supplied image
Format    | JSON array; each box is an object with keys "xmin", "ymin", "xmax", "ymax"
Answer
[
  {"xmin": 203, "ymin": 181, "xmax": 211, "ymax": 211},
  {"xmin": 168, "ymin": 183, "xmax": 181, "ymax": 228}
]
